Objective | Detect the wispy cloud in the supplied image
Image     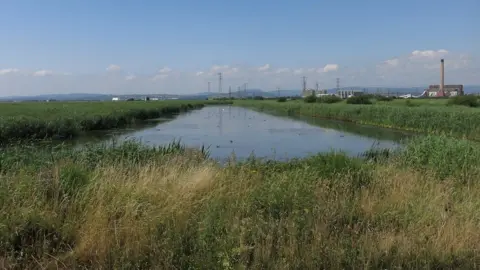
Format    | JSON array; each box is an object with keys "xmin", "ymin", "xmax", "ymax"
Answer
[
  {"xmin": 106, "ymin": 64, "xmax": 121, "ymax": 72},
  {"xmin": 0, "ymin": 68, "xmax": 20, "ymax": 75},
  {"xmin": 0, "ymin": 48, "xmax": 477, "ymax": 97},
  {"xmin": 33, "ymin": 70, "xmax": 54, "ymax": 77}
]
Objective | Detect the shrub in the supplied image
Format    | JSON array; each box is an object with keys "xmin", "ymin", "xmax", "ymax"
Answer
[
  {"xmin": 317, "ymin": 95, "xmax": 342, "ymax": 104},
  {"xmin": 375, "ymin": 95, "xmax": 393, "ymax": 102},
  {"xmin": 277, "ymin": 97, "xmax": 287, "ymax": 102},
  {"xmin": 346, "ymin": 95, "xmax": 372, "ymax": 105},
  {"xmin": 448, "ymin": 95, "xmax": 479, "ymax": 107},
  {"xmin": 405, "ymin": 99, "xmax": 418, "ymax": 107},
  {"xmin": 303, "ymin": 95, "xmax": 317, "ymax": 103}
]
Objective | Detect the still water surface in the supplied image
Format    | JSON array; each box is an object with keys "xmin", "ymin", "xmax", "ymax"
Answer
[{"xmin": 76, "ymin": 106, "xmax": 412, "ymax": 161}]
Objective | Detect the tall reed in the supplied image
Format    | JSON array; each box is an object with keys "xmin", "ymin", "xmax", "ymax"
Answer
[
  {"xmin": 1, "ymin": 136, "xmax": 479, "ymax": 268},
  {"xmin": 235, "ymin": 100, "xmax": 480, "ymax": 140}
]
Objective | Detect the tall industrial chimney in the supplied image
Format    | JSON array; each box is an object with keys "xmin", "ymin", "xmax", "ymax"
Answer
[{"xmin": 440, "ymin": 59, "xmax": 445, "ymax": 94}]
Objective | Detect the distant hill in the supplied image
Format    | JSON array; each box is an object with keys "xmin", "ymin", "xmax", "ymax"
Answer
[
  {"xmin": 1, "ymin": 85, "xmax": 478, "ymax": 102},
  {"xmin": 464, "ymin": 85, "xmax": 480, "ymax": 93},
  {"xmin": 197, "ymin": 89, "xmax": 302, "ymax": 98},
  {"xmin": 0, "ymin": 93, "xmax": 183, "ymax": 101},
  {"xmin": 0, "ymin": 93, "xmax": 113, "ymax": 101}
]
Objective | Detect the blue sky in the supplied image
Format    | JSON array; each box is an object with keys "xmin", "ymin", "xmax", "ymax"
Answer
[{"xmin": 0, "ymin": 0, "xmax": 478, "ymax": 95}]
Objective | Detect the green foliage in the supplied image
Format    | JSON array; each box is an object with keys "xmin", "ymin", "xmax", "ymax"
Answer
[
  {"xmin": 1, "ymin": 99, "xmax": 480, "ymax": 268},
  {"xmin": 303, "ymin": 95, "xmax": 317, "ymax": 103},
  {"xmin": 0, "ymin": 100, "xmax": 230, "ymax": 144},
  {"xmin": 233, "ymin": 100, "xmax": 480, "ymax": 140},
  {"xmin": 405, "ymin": 99, "xmax": 418, "ymax": 107},
  {"xmin": 277, "ymin": 97, "xmax": 287, "ymax": 102},
  {"xmin": 253, "ymin": 96, "xmax": 264, "ymax": 100},
  {"xmin": 59, "ymin": 164, "xmax": 90, "ymax": 197},
  {"xmin": 375, "ymin": 95, "xmax": 394, "ymax": 101},
  {"xmin": 346, "ymin": 95, "xmax": 372, "ymax": 104},
  {"xmin": 448, "ymin": 95, "xmax": 479, "ymax": 107},
  {"xmin": 397, "ymin": 135, "xmax": 480, "ymax": 181},
  {"xmin": 0, "ymin": 136, "xmax": 480, "ymax": 268},
  {"xmin": 317, "ymin": 95, "xmax": 342, "ymax": 104}
]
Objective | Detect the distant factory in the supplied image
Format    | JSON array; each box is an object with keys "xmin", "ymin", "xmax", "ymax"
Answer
[{"xmin": 424, "ymin": 59, "xmax": 464, "ymax": 97}]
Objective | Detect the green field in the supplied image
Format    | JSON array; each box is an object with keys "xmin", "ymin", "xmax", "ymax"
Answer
[
  {"xmin": 1, "ymin": 99, "xmax": 480, "ymax": 268},
  {"xmin": 234, "ymin": 99, "xmax": 480, "ymax": 140},
  {"xmin": 1, "ymin": 135, "xmax": 480, "ymax": 268},
  {"xmin": 0, "ymin": 100, "xmax": 229, "ymax": 144}
]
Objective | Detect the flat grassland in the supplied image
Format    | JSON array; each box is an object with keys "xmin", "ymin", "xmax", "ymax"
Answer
[
  {"xmin": 1, "ymin": 99, "xmax": 480, "ymax": 268},
  {"xmin": 0, "ymin": 100, "xmax": 227, "ymax": 143},
  {"xmin": 234, "ymin": 98, "xmax": 480, "ymax": 140}
]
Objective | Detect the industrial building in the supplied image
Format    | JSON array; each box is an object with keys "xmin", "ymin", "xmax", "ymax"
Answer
[
  {"xmin": 425, "ymin": 84, "xmax": 464, "ymax": 97},
  {"xmin": 302, "ymin": 89, "xmax": 316, "ymax": 97},
  {"xmin": 424, "ymin": 59, "xmax": 464, "ymax": 97},
  {"xmin": 316, "ymin": 90, "xmax": 328, "ymax": 97},
  {"xmin": 336, "ymin": 89, "xmax": 364, "ymax": 99}
]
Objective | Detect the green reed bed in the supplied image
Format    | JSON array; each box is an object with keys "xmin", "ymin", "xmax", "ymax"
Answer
[
  {"xmin": 1, "ymin": 136, "xmax": 480, "ymax": 269},
  {"xmin": 235, "ymin": 100, "xmax": 480, "ymax": 140},
  {"xmin": 0, "ymin": 100, "xmax": 230, "ymax": 143}
]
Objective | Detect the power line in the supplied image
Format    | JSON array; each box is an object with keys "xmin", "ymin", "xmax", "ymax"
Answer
[
  {"xmin": 218, "ymin": 73, "xmax": 223, "ymax": 94},
  {"xmin": 228, "ymin": 86, "xmax": 231, "ymax": 99},
  {"xmin": 336, "ymin": 78, "xmax": 340, "ymax": 92},
  {"xmin": 208, "ymin": 81, "xmax": 211, "ymax": 93},
  {"xmin": 277, "ymin": 87, "xmax": 280, "ymax": 97}
]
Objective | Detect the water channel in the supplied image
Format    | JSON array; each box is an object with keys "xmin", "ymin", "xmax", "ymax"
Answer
[{"xmin": 68, "ymin": 105, "xmax": 413, "ymax": 161}]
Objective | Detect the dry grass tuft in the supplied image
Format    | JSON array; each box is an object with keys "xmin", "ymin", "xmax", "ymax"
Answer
[{"xmin": 2, "ymin": 143, "xmax": 480, "ymax": 268}]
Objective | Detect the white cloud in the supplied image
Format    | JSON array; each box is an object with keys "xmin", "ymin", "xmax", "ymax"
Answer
[
  {"xmin": 257, "ymin": 64, "xmax": 270, "ymax": 72},
  {"xmin": 275, "ymin": 68, "xmax": 290, "ymax": 74},
  {"xmin": 409, "ymin": 49, "xmax": 448, "ymax": 60},
  {"xmin": 125, "ymin": 74, "xmax": 136, "ymax": 81},
  {"xmin": 293, "ymin": 68, "xmax": 304, "ymax": 75},
  {"xmin": 208, "ymin": 65, "xmax": 239, "ymax": 76},
  {"xmin": 158, "ymin": 67, "xmax": 172, "ymax": 73},
  {"xmin": 0, "ymin": 49, "xmax": 477, "ymax": 97},
  {"xmin": 384, "ymin": 58, "xmax": 399, "ymax": 67},
  {"xmin": 0, "ymin": 68, "xmax": 20, "ymax": 75},
  {"xmin": 106, "ymin": 64, "xmax": 121, "ymax": 72},
  {"xmin": 33, "ymin": 70, "xmax": 54, "ymax": 77},
  {"xmin": 322, "ymin": 64, "xmax": 339, "ymax": 72}
]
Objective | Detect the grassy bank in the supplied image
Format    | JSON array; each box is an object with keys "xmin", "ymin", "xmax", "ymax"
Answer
[
  {"xmin": 0, "ymin": 100, "xmax": 230, "ymax": 144},
  {"xmin": 234, "ymin": 100, "xmax": 480, "ymax": 140},
  {"xmin": 1, "ymin": 136, "xmax": 480, "ymax": 269}
]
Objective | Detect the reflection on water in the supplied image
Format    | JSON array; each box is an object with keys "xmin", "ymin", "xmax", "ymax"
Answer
[{"xmin": 69, "ymin": 105, "xmax": 412, "ymax": 161}]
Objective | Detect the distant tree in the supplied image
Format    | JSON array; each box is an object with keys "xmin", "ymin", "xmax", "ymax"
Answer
[
  {"xmin": 317, "ymin": 95, "xmax": 342, "ymax": 104},
  {"xmin": 448, "ymin": 95, "xmax": 479, "ymax": 107},
  {"xmin": 277, "ymin": 97, "xmax": 287, "ymax": 102},
  {"xmin": 346, "ymin": 95, "xmax": 372, "ymax": 105},
  {"xmin": 304, "ymin": 94, "xmax": 317, "ymax": 103},
  {"xmin": 375, "ymin": 95, "xmax": 393, "ymax": 102}
]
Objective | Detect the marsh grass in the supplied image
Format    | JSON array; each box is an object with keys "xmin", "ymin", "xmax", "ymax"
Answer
[
  {"xmin": 0, "ymin": 100, "xmax": 230, "ymax": 144},
  {"xmin": 235, "ymin": 100, "xmax": 480, "ymax": 140},
  {"xmin": 1, "ymin": 136, "xmax": 480, "ymax": 269}
]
